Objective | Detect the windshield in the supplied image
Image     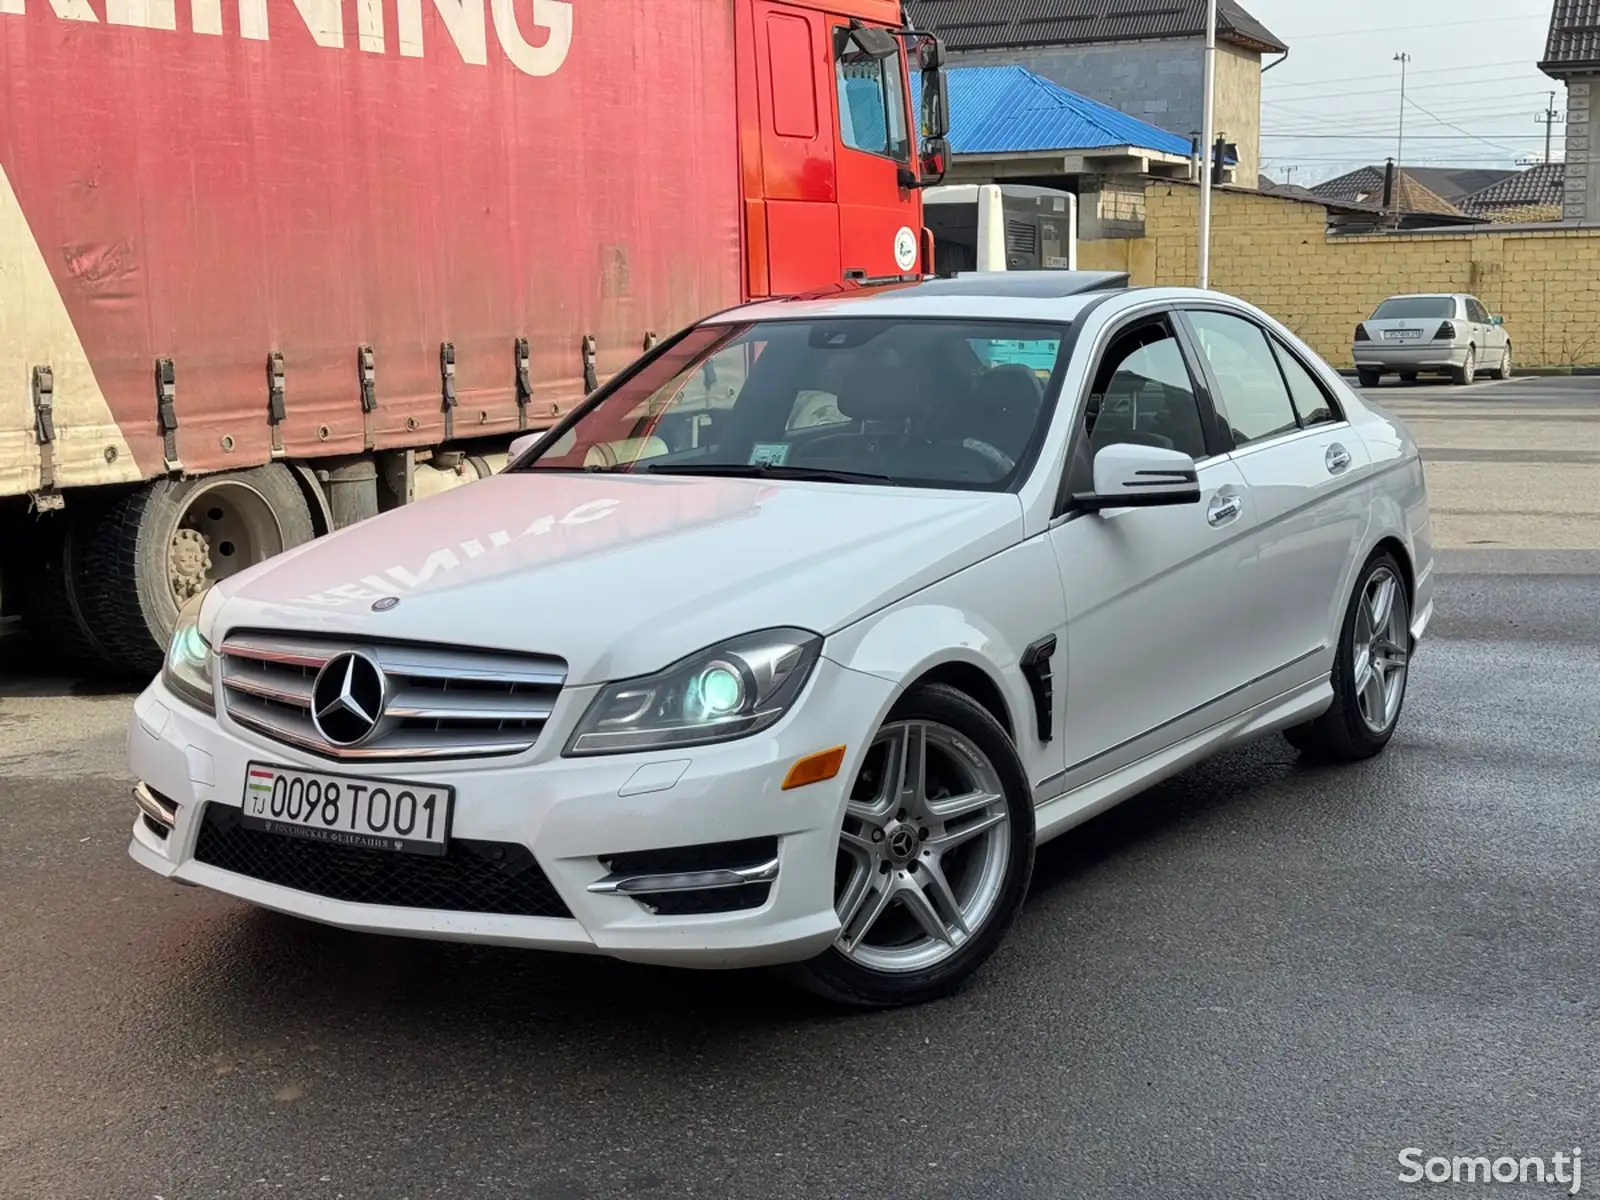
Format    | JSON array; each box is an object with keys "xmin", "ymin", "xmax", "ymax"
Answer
[
  {"xmin": 1372, "ymin": 297, "xmax": 1455, "ymax": 319},
  {"xmin": 512, "ymin": 318, "xmax": 1070, "ymax": 491}
]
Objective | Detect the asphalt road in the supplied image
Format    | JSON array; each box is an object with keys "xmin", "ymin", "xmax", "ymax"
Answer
[
  {"xmin": 3, "ymin": 376, "xmax": 1598, "ymax": 1200},
  {"xmin": 2, "ymin": 557, "xmax": 1597, "ymax": 1200}
]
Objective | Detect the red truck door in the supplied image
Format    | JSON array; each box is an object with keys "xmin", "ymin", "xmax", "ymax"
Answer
[
  {"xmin": 830, "ymin": 23, "xmax": 921, "ymax": 280},
  {"xmin": 746, "ymin": 1, "xmax": 842, "ymax": 296}
]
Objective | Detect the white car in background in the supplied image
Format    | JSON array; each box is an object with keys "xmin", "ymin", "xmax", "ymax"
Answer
[
  {"xmin": 128, "ymin": 273, "xmax": 1434, "ymax": 1008},
  {"xmin": 1354, "ymin": 292, "xmax": 1512, "ymax": 387}
]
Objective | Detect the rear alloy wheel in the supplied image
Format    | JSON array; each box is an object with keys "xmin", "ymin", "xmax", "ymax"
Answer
[
  {"xmin": 1493, "ymin": 345, "xmax": 1513, "ymax": 380},
  {"xmin": 1285, "ymin": 552, "xmax": 1412, "ymax": 761},
  {"xmin": 1452, "ymin": 348, "xmax": 1477, "ymax": 386},
  {"xmin": 787, "ymin": 683, "xmax": 1035, "ymax": 1007},
  {"xmin": 79, "ymin": 465, "xmax": 316, "ymax": 676},
  {"xmin": 1357, "ymin": 369, "xmax": 1380, "ymax": 389}
]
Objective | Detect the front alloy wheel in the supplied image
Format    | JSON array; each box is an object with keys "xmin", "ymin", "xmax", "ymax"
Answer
[{"xmin": 788, "ymin": 683, "xmax": 1034, "ymax": 1007}]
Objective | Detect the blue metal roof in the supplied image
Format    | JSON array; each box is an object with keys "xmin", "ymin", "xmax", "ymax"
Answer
[{"xmin": 912, "ymin": 65, "xmax": 1195, "ymax": 158}]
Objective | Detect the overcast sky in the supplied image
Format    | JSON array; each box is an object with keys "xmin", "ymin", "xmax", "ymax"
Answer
[{"xmin": 1242, "ymin": 0, "xmax": 1561, "ymax": 184}]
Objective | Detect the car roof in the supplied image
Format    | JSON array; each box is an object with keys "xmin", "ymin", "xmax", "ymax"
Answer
[
  {"xmin": 1379, "ymin": 293, "xmax": 1459, "ymax": 301},
  {"xmin": 703, "ymin": 271, "xmax": 1139, "ymax": 326}
]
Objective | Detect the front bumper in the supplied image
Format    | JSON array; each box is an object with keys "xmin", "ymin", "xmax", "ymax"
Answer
[
  {"xmin": 126, "ymin": 657, "xmax": 897, "ymax": 969},
  {"xmin": 1354, "ymin": 343, "xmax": 1468, "ymax": 371}
]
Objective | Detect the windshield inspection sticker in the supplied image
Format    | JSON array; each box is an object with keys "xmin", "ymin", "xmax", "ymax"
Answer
[{"xmin": 749, "ymin": 442, "xmax": 790, "ymax": 467}]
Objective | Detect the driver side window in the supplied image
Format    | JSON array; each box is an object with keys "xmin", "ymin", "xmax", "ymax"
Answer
[{"xmin": 1086, "ymin": 319, "xmax": 1210, "ymax": 461}]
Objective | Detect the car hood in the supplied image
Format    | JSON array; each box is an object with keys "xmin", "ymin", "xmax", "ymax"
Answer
[{"xmin": 207, "ymin": 472, "xmax": 1024, "ymax": 685}]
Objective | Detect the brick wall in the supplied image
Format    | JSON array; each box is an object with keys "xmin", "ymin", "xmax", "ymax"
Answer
[{"xmin": 1076, "ymin": 184, "xmax": 1600, "ymax": 369}]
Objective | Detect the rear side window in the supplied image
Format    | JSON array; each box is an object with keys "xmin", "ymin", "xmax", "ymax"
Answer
[
  {"xmin": 1372, "ymin": 296, "xmax": 1455, "ymax": 319},
  {"xmin": 1271, "ymin": 341, "xmax": 1338, "ymax": 427},
  {"xmin": 1185, "ymin": 310, "xmax": 1300, "ymax": 447}
]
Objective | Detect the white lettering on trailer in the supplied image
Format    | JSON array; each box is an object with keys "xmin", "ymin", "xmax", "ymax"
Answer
[{"xmin": 2, "ymin": 0, "xmax": 572, "ymax": 76}]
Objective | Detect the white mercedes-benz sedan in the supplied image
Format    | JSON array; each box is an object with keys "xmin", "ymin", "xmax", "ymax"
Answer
[{"xmin": 128, "ymin": 273, "xmax": 1433, "ymax": 1008}]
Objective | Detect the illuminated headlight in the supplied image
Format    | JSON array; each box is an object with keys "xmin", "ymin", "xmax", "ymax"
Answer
[
  {"xmin": 163, "ymin": 591, "xmax": 215, "ymax": 714},
  {"xmin": 564, "ymin": 629, "xmax": 822, "ymax": 756}
]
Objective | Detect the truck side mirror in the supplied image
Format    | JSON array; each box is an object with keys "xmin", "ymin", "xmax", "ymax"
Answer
[{"xmin": 917, "ymin": 37, "xmax": 950, "ymax": 141}]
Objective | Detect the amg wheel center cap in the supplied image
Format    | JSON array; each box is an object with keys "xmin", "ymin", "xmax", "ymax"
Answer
[{"xmin": 885, "ymin": 824, "xmax": 920, "ymax": 865}]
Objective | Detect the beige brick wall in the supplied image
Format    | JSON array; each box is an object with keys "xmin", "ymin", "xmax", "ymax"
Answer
[{"xmin": 1076, "ymin": 185, "xmax": 1600, "ymax": 369}]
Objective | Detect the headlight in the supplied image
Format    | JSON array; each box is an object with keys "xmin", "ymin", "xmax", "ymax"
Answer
[
  {"xmin": 163, "ymin": 591, "xmax": 215, "ymax": 713},
  {"xmin": 564, "ymin": 628, "xmax": 822, "ymax": 756}
]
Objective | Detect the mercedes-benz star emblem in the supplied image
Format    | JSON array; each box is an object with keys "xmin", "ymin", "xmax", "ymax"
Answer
[
  {"xmin": 311, "ymin": 652, "xmax": 388, "ymax": 747},
  {"xmin": 371, "ymin": 596, "xmax": 400, "ymax": 612}
]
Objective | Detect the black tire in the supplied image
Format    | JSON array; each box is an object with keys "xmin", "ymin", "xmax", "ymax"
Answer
[
  {"xmin": 16, "ymin": 506, "xmax": 118, "ymax": 672},
  {"xmin": 1284, "ymin": 550, "xmax": 1412, "ymax": 762},
  {"xmin": 1451, "ymin": 348, "xmax": 1477, "ymax": 386},
  {"xmin": 78, "ymin": 465, "xmax": 317, "ymax": 676},
  {"xmin": 1492, "ymin": 344, "xmax": 1512, "ymax": 380},
  {"xmin": 1357, "ymin": 369, "xmax": 1381, "ymax": 389},
  {"xmin": 1399, "ymin": 372, "xmax": 1418, "ymax": 384},
  {"xmin": 785, "ymin": 682, "xmax": 1036, "ymax": 1008}
]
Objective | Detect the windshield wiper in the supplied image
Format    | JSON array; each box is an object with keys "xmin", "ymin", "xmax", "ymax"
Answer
[{"xmin": 644, "ymin": 463, "xmax": 899, "ymax": 486}]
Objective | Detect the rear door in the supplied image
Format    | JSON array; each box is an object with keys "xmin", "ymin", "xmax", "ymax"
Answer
[
  {"xmin": 1180, "ymin": 306, "xmax": 1372, "ymax": 687},
  {"xmin": 748, "ymin": 2, "xmax": 841, "ymax": 296},
  {"xmin": 829, "ymin": 21, "xmax": 922, "ymax": 280}
]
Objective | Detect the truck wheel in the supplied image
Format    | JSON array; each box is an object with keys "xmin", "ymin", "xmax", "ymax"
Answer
[
  {"xmin": 80, "ymin": 465, "xmax": 316, "ymax": 676},
  {"xmin": 18, "ymin": 510, "xmax": 116, "ymax": 671}
]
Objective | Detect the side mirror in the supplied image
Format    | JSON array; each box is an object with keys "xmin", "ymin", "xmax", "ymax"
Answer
[
  {"xmin": 508, "ymin": 431, "xmax": 543, "ymax": 462},
  {"xmin": 1074, "ymin": 444, "xmax": 1202, "ymax": 513},
  {"xmin": 917, "ymin": 38, "xmax": 950, "ymax": 141}
]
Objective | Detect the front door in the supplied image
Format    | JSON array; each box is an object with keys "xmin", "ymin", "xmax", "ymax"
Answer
[
  {"xmin": 1047, "ymin": 312, "xmax": 1260, "ymax": 776},
  {"xmin": 829, "ymin": 20, "xmax": 922, "ymax": 280}
]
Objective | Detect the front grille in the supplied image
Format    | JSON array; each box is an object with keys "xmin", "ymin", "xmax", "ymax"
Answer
[
  {"xmin": 192, "ymin": 803, "xmax": 572, "ymax": 919},
  {"xmin": 218, "ymin": 631, "xmax": 566, "ymax": 761}
]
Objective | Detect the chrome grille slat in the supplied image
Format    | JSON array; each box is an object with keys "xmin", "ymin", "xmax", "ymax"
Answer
[{"xmin": 219, "ymin": 631, "xmax": 567, "ymax": 762}]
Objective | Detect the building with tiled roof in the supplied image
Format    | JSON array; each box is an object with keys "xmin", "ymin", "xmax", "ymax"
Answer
[
  {"xmin": 1310, "ymin": 166, "xmax": 1465, "ymax": 219},
  {"xmin": 1541, "ymin": 2, "xmax": 1600, "ymax": 221},
  {"xmin": 1460, "ymin": 163, "xmax": 1566, "ymax": 223},
  {"xmin": 909, "ymin": 0, "xmax": 1287, "ymax": 185}
]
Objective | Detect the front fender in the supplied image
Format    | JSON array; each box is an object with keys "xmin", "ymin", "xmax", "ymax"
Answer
[{"xmin": 820, "ymin": 538, "xmax": 1066, "ymax": 790}]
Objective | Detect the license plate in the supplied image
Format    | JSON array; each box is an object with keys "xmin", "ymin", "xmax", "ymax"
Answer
[
  {"xmin": 1384, "ymin": 330, "xmax": 1422, "ymax": 341},
  {"xmin": 240, "ymin": 763, "xmax": 453, "ymax": 856}
]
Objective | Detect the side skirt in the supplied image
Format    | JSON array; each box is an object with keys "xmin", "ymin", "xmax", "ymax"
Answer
[{"xmin": 1031, "ymin": 675, "xmax": 1333, "ymax": 847}]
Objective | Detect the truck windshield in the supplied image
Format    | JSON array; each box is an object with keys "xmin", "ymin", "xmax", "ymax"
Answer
[
  {"xmin": 1372, "ymin": 297, "xmax": 1455, "ymax": 319},
  {"xmin": 512, "ymin": 318, "xmax": 1070, "ymax": 491}
]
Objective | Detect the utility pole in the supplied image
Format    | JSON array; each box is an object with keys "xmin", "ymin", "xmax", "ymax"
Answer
[
  {"xmin": 1393, "ymin": 52, "xmax": 1411, "ymax": 171},
  {"xmin": 1284, "ymin": 165, "xmax": 1298, "ymax": 186},
  {"xmin": 1537, "ymin": 91, "xmax": 1565, "ymax": 164},
  {"xmin": 1197, "ymin": 0, "xmax": 1217, "ymax": 288}
]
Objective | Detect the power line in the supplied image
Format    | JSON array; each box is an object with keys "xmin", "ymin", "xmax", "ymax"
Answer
[
  {"xmin": 1264, "ymin": 59, "xmax": 1543, "ymax": 90},
  {"xmin": 1277, "ymin": 14, "xmax": 1543, "ymax": 39},
  {"xmin": 1263, "ymin": 73, "xmax": 1545, "ymax": 103},
  {"xmin": 1403, "ymin": 94, "xmax": 1521, "ymax": 155}
]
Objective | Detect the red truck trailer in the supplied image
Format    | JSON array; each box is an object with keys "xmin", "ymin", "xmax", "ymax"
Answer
[{"xmin": 0, "ymin": 0, "xmax": 950, "ymax": 672}]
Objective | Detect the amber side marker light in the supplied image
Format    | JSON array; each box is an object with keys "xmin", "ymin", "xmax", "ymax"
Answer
[{"xmin": 782, "ymin": 746, "xmax": 847, "ymax": 790}]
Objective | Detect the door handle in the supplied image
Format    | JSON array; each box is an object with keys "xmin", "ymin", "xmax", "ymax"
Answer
[
  {"xmin": 1207, "ymin": 492, "xmax": 1243, "ymax": 527},
  {"xmin": 1326, "ymin": 443, "xmax": 1352, "ymax": 474}
]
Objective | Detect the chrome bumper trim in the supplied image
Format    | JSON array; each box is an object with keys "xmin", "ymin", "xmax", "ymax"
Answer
[{"xmin": 587, "ymin": 858, "xmax": 781, "ymax": 896}]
